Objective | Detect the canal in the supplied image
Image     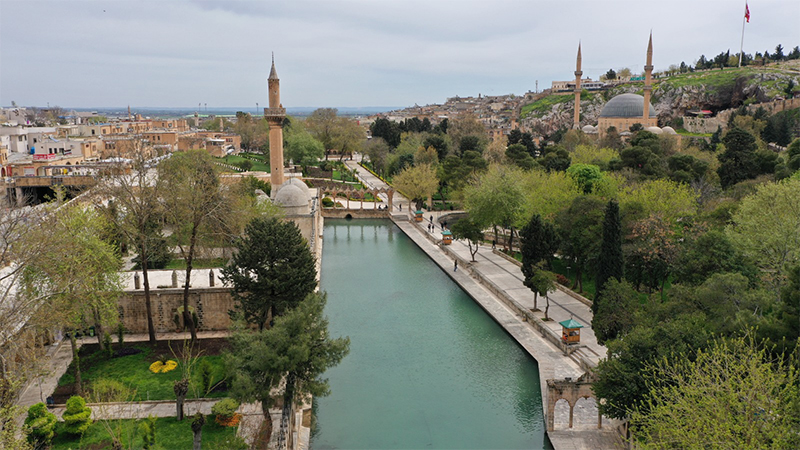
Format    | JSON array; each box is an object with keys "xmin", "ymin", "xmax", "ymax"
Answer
[{"xmin": 312, "ymin": 219, "xmax": 551, "ymax": 449}]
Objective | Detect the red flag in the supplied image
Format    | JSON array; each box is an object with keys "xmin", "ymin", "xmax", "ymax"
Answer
[{"xmin": 745, "ymin": 3, "xmax": 750, "ymax": 23}]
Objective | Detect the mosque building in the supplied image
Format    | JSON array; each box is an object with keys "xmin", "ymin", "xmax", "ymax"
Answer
[{"xmin": 578, "ymin": 33, "xmax": 678, "ymax": 139}]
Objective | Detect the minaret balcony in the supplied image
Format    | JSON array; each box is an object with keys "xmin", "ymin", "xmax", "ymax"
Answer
[{"xmin": 263, "ymin": 107, "xmax": 286, "ymax": 119}]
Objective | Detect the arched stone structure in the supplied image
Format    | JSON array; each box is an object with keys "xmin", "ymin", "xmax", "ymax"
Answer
[{"xmin": 546, "ymin": 373, "xmax": 601, "ymax": 431}]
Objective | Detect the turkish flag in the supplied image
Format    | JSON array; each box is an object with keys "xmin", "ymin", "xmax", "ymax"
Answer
[{"xmin": 745, "ymin": 3, "xmax": 750, "ymax": 23}]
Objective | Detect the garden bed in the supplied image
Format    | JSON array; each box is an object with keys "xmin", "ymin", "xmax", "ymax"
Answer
[
  {"xmin": 55, "ymin": 339, "xmax": 230, "ymax": 403},
  {"xmin": 50, "ymin": 415, "xmax": 243, "ymax": 450}
]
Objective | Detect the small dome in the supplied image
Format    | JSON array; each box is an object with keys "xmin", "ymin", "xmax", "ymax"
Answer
[
  {"xmin": 581, "ymin": 125, "xmax": 597, "ymax": 133},
  {"xmin": 645, "ymin": 126, "xmax": 663, "ymax": 135},
  {"xmin": 661, "ymin": 126, "xmax": 677, "ymax": 135},
  {"xmin": 274, "ymin": 184, "xmax": 308, "ymax": 208},
  {"xmin": 281, "ymin": 177, "xmax": 309, "ymax": 196},
  {"xmin": 599, "ymin": 93, "xmax": 657, "ymax": 118}
]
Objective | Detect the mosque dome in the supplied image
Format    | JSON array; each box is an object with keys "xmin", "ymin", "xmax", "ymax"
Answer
[
  {"xmin": 661, "ymin": 126, "xmax": 677, "ymax": 135},
  {"xmin": 599, "ymin": 93, "xmax": 657, "ymax": 118},
  {"xmin": 645, "ymin": 126, "xmax": 663, "ymax": 135},
  {"xmin": 274, "ymin": 184, "xmax": 308, "ymax": 208},
  {"xmin": 581, "ymin": 125, "xmax": 597, "ymax": 134},
  {"xmin": 281, "ymin": 177, "xmax": 310, "ymax": 196}
]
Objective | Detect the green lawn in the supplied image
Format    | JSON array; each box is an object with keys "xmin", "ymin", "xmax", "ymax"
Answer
[
  {"xmin": 165, "ymin": 258, "xmax": 228, "ymax": 270},
  {"xmin": 332, "ymin": 170, "xmax": 357, "ymax": 182},
  {"xmin": 216, "ymin": 155, "xmax": 269, "ymax": 172},
  {"xmin": 50, "ymin": 415, "xmax": 242, "ymax": 450},
  {"xmin": 58, "ymin": 345, "xmax": 228, "ymax": 401}
]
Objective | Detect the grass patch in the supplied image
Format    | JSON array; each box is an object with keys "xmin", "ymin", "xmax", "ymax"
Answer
[
  {"xmin": 676, "ymin": 128, "xmax": 713, "ymax": 137},
  {"xmin": 57, "ymin": 344, "xmax": 228, "ymax": 402},
  {"xmin": 165, "ymin": 258, "xmax": 228, "ymax": 270},
  {"xmin": 332, "ymin": 170, "xmax": 357, "ymax": 182},
  {"xmin": 216, "ymin": 154, "xmax": 269, "ymax": 172},
  {"xmin": 50, "ymin": 415, "xmax": 241, "ymax": 450},
  {"xmin": 521, "ymin": 91, "xmax": 595, "ymax": 119}
]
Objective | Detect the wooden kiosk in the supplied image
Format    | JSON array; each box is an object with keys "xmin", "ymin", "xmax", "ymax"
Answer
[
  {"xmin": 414, "ymin": 210, "xmax": 424, "ymax": 222},
  {"xmin": 559, "ymin": 318, "xmax": 584, "ymax": 345},
  {"xmin": 441, "ymin": 230, "xmax": 453, "ymax": 245}
]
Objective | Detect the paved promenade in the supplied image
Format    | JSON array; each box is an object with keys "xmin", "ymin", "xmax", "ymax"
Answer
[{"xmin": 346, "ymin": 158, "xmax": 621, "ymax": 449}]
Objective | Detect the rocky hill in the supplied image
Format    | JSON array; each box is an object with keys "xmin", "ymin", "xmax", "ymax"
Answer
[{"xmin": 521, "ymin": 60, "xmax": 800, "ymax": 136}]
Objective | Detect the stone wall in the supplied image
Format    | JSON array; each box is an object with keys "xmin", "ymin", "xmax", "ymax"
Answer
[
  {"xmin": 684, "ymin": 97, "xmax": 800, "ymax": 134},
  {"xmin": 118, "ymin": 287, "xmax": 234, "ymax": 333}
]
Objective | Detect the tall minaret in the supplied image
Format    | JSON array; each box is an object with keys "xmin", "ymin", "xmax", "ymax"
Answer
[
  {"xmin": 573, "ymin": 42, "xmax": 583, "ymax": 129},
  {"xmin": 643, "ymin": 32, "xmax": 654, "ymax": 122},
  {"xmin": 265, "ymin": 53, "xmax": 286, "ymax": 187}
]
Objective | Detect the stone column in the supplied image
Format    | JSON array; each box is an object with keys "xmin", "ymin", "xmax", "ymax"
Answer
[{"xmin": 569, "ymin": 403, "xmax": 574, "ymax": 429}]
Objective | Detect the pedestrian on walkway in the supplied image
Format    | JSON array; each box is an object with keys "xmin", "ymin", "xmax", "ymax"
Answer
[
  {"xmin": 430, "ymin": 215, "xmax": 433, "ymax": 223},
  {"xmin": 454, "ymin": 260, "xmax": 458, "ymax": 272},
  {"xmin": 492, "ymin": 240, "xmax": 496, "ymax": 250},
  {"xmin": 440, "ymin": 222, "xmax": 444, "ymax": 230},
  {"xmin": 399, "ymin": 204, "xmax": 402, "ymax": 211}
]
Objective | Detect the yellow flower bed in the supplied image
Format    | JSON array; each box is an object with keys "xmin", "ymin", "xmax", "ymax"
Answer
[{"xmin": 149, "ymin": 360, "xmax": 178, "ymax": 373}]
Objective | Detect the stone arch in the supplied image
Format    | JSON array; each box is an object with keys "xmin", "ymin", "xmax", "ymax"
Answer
[
  {"xmin": 552, "ymin": 398, "xmax": 572, "ymax": 430},
  {"xmin": 546, "ymin": 373, "xmax": 601, "ymax": 431},
  {"xmin": 572, "ymin": 396, "xmax": 600, "ymax": 429}
]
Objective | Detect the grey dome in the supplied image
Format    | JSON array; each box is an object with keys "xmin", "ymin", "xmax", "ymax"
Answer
[
  {"xmin": 274, "ymin": 184, "xmax": 308, "ymax": 208},
  {"xmin": 599, "ymin": 93, "xmax": 657, "ymax": 118},
  {"xmin": 645, "ymin": 126, "xmax": 663, "ymax": 135},
  {"xmin": 581, "ymin": 125, "xmax": 597, "ymax": 133},
  {"xmin": 661, "ymin": 126, "xmax": 677, "ymax": 135},
  {"xmin": 281, "ymin": 177, "xmax": 309, "ymax": 196}
]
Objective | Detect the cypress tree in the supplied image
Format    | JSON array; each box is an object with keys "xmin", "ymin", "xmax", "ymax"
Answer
[
  {"xmin": 520, "ymin": 213, "xmax": 559, "ymax": 281},
  {"xmin": 594, "ymin": 200, "xmax": 623, "ymax": 314}
]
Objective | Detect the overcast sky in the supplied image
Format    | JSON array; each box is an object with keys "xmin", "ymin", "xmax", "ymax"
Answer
[{"xmin": 1, "ymin": 0, "xmax": 798, "ymax": 109}]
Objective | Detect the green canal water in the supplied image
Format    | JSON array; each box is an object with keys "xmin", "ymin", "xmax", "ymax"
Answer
[{"xmin": 312, "ymin": 219, "xmax": 551, "ymax": 449}]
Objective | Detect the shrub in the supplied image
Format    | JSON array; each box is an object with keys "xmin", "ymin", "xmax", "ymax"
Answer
[
  {"xmin": 117, "ymin": 323, "xmax": 125, "ymax": 349},
  {"xmin": 556, "ymin": 274, "xmax": 570, "ymax": 286},
  {"xmin": 24, "ymin": 402, "xmax": 57, "ymax": 446},
  {"xmin": 90, "ymin": 378, "xmax": 134, "ymax": 403},
  {"xmin": 138, "ymin": 415, "xmax": 156, "ymax": 449},
  {"xmin": 212, "ymin": 398, "xmax": 240, "ymax": 421},
  {"xmin": 321, "ymin": 197, "xmax": 334, "ymax": 207},
  {"xmin": 62, "ymin": 396, "xmax": 92, "ymax": 435},
  {"xmin": 103, "ymin": 332, "xmax": 113, "ymax": 358}
]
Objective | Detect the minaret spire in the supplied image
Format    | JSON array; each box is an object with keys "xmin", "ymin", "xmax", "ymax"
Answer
[
  {"xmin": 643, "ymin": 32, "xmax": 654, "ymax": 122},
  {"xmin": 573, "ymin": 41, "xmax": 583, "ymax": 129},
  {"xmin": 266, "ymin": 54, "xmax": 285, "ymax": 187}
]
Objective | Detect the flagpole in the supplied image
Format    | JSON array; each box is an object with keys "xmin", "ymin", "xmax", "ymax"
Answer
[{"xmin": 739, "ymin": 2, "xmax": 747, "ymax": 68}]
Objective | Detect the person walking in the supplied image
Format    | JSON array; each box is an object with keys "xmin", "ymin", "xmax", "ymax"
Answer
[{"xmin": 454, "ymin": 260, "xmax": 458, "ymax": 272}]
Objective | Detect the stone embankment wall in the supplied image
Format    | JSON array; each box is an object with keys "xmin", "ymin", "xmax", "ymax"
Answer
[
  {"xmin": 683, "ymin": 97, "xmax": 800, "ymax": 134},
  {"xmin": 118, "ymin": 287, "xmax": 234, "ymax": 333}
]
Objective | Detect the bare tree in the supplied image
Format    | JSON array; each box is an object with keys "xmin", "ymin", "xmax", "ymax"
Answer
[{"xmin": 93, "ymin": 138, "xmax": 165, "ymax": 344}]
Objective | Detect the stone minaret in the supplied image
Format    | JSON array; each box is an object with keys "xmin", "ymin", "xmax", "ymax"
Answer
[
  {"xmin": 265, "ymin": 53, "xmax": 286, "ymax": 187},
  {"xmin": 643, "ymin": 32, "xmax": 654, "ymax": 121},
  {"xmin": 573, "ymin": 42, "xmax": 583, "ymax": 129}
]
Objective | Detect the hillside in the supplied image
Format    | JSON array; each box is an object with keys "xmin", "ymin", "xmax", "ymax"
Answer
[{"xmin": 521, "ymin": 60, "xmax": 800, "ymax": 136}]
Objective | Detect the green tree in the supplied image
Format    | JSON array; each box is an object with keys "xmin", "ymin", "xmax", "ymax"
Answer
[
  {"xmin": 286, "ymin": 129, "xmax": 325, "ymax": 167},
  {"xmin": 594, "ymin": 200, "xmax": 623, "ymax": 313},
  {"xmin": 556, "ymin": 196, "xmax": 604, "ymax": 292},
  {"xmin": 160, "ymin": 149, "xmax": 227, "ymax": 344},
  {"xmin": 23, "ymin": 205, "xmax": 123, "ymax": 395},
  {"xmin": 592, "ymin": 279, "xmax": 638, "ymax": 344},
  {"xmin": 506, "ymin": 143, "xmax": 537, "ymax": 170},
  {"xmin": 463, "ymin": 165, "xmax": 525, "ymax": 251},
  {"xmin": 630, "ymin": 336, "xmax": 799, "ymax": 449},
  {"xmin": 363, "ymin": 138, "xmax": 391, "ymax": 175},
  {"xmin": 717, "ymin": 127, "xmax": 759, "ymax": 188},
  {"xmin": 226, "ymin": 292, "xmax": 350, "ymax": 444},
  {"xmin": 618, "ymin": 178, "xmax": 698, "ymax": 223},
  {"xmin": 566, "ymin": 163, "xmax": 602, "ymax": 194},
  {"xmin": 450, "ymin": 217, "xmax": 484, "ymax": 261},
  {"xmin": 674, "ymin": 230, "xmax": 756, "ymax": 286},
  {"xmin": 222, "ymin": 216, "xmax": 316, "ymax": 331},
  {"xmin": 520, "ymin": 214, "xmax": 560, "ymax": 272},
  {"xmin": 369, "ymin": 117, "xmax": 401, "ymax": 148},
  {"xmin": 447, "ymin": 113, "xmax": 487, "ymax": 154},
  {"xmin": 726, "ymin": 178, "xmax": 800, "ymax": 295},
  {"xmin": 392, "ymin": 163, "xmax": 440, "ymax": 210}
]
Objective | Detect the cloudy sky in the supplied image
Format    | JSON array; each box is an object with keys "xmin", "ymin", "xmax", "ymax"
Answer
[{"xmin": 1, "ymin": 0, "xmax": 798, "ymax": 109}]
